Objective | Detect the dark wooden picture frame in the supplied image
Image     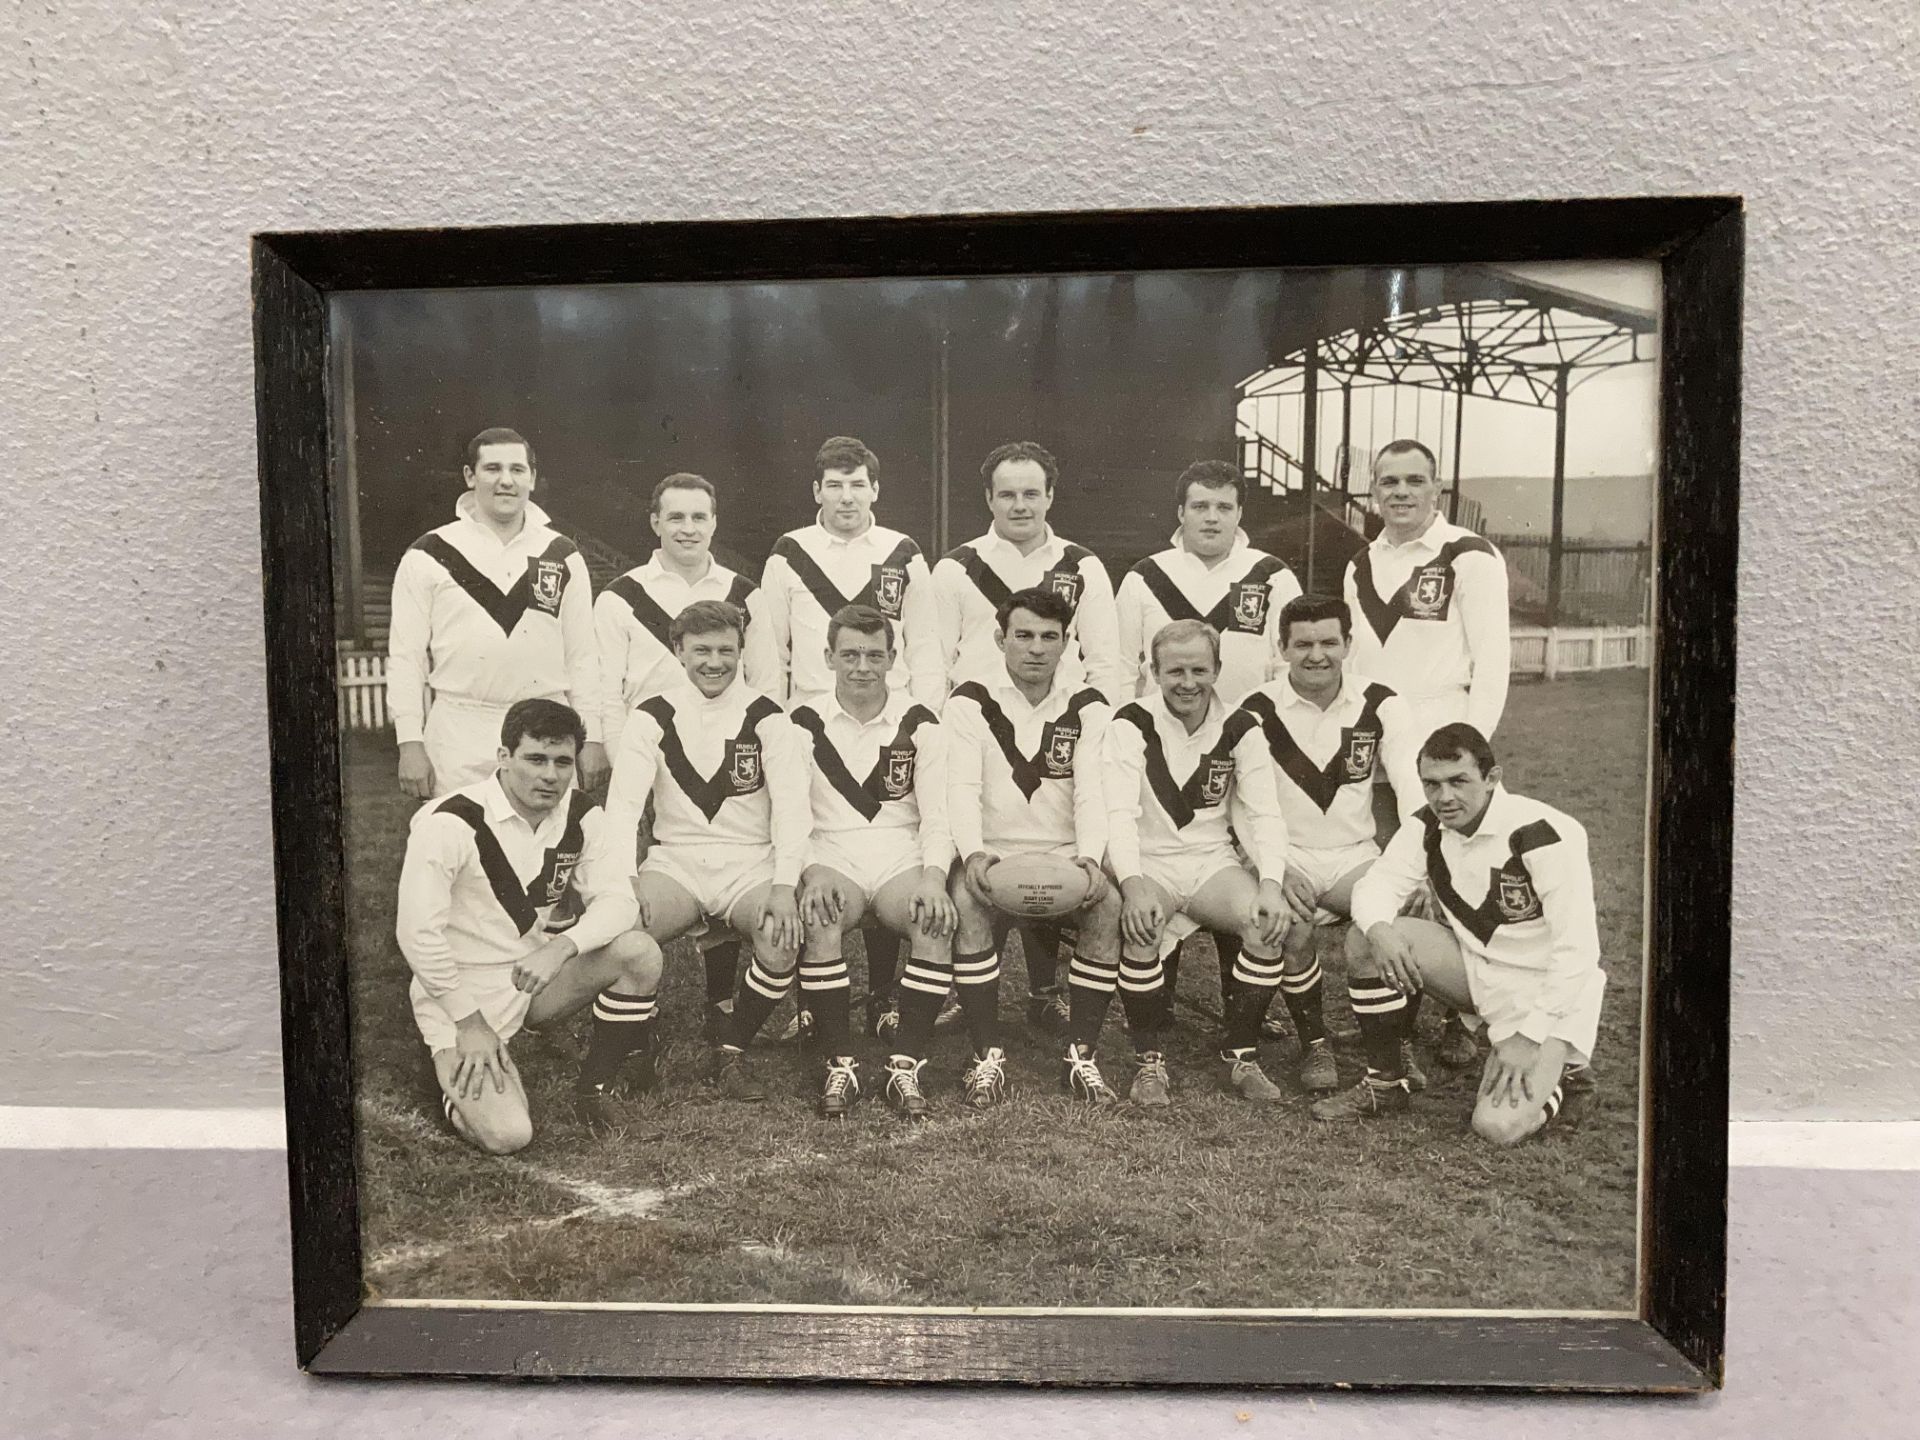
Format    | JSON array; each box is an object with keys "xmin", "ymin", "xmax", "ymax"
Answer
[{"xmin": 253, "ymin": 197, "xmax": 1739, "ymax": 1391}]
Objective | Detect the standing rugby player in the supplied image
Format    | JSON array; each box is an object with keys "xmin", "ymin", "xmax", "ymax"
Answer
[
  {"xmin": 932, "ymin": 441, "xmax": 1126, "ymax": 1030},
  {"xmin": 791, "ymin": 605, "xmax": 957, "ymax": 1121},
  {"xmin": 1103, "ymin": 620, "xmax": 1293, "ymax": 1106},
  {"xmin": 594, "ymin": 472, "xmax": 773, "ymax": 1033},
  {"xmin": 944, "ymin": 587, "xmax": 1124, "ymax": 1107},
  {"xmin": 603, "ymin": 600, "xmax": 810, "ymax": 1107},
  {"xmin": 395, "ymin": 699, "xmax": 656, "ymax": 1152},
  {"xmin": 1233, "ymin": 594, "xmax": 1423, "ymax": 1093},
  {"xmin": 761, "ymin": 436, "xmax": 943, "ymax": 708},
  {"xmin": 1343, "ymin": 438, "xmax": 1511, "ymax": 1066},
  {"xmin": 387, "ymin": 427, "xmax": 605, "ymax": 798},
  {"xmin": 1321, "ymin": 723, "xmax": 1604, "ymax": 1142}
]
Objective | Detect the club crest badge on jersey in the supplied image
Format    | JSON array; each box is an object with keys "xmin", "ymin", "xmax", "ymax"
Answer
[
  {"xmin": 1199, "ymin": 756, "xmax": 1234, "ymax": 804},
  {"xmin": 1344, "ymin": 729, "xmax": 1380, "ymax": 781},
  {"xmin": 1496, "ymin": 867, "xmax": 1543, "ymax": 923},
  {"xmin": 1404, "ymin": 563, "xmax": 1454, "ymax": 620},
  {"xmin": 872, "ymin": 565, "xmax": 907, "ymax": 619},
  {"xmin": 1229, "ymin": 581, "xmax": 1270, "ymax": 633},
  {"xmin": 1040, "ymin": 722, "xmax": 1080, "ymax": 778},
  {"xmin": 528, "ymin": 558, "xmax": 568, "ymax": 616},
  {"xmin": 727, "ymin": 740, "xmax": 763, "ymax": 792},
  {"xmin": 882, "ymin": 747, "xmax": 916, "ymax": 800},
  {"xmin": 543, "ymin": 853, "xmax": 580, "ymax": 906},
  {"xmin": 1045, "ymin": 567, "xmax": 1085, "ymax": 612}
]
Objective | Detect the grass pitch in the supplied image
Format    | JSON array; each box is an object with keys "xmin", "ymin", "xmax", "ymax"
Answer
[{"xmin": 345, "ymin": 670, "xmax": 1647, "ymax": 1312}]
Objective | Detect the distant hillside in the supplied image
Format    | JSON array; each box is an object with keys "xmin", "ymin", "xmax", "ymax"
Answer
[{"xmin": 1460, "ymin": 474, "xmax": 1654, "ymax": 545}]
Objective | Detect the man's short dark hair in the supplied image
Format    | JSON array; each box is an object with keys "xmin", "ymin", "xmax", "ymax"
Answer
[
  {"xmin": 995, "ymin": 585, "xmax": 1075, "ymax": 635},
  {"xmin": 980, "ymin": 440, "xmax": 1060, "ymax": 494},
  {"xmin": 500, "ymin": 698, "xmax": 584, "ymax": 755},
  {"xmin": 1372, "ymin": 438, "xmax": 1438, "ymax": 478},
  {"xmin": 466, "ymin": 426, "xmax": 536, "ymax": 472},
  {"xmin": 827, "ymin": 603, "xmax": 895, "ymax": 652},
  {"xmin": 1174, "ymin": 459, "xmax": 1245, "ymax": 510},
  {"xmin": 670, "ymin": 599, "xmax": 746, "ymax": 649},
  {"xmin": 1278, "ymin": 592, "xmax": 1352, "ymax": 645},
  {"xmin": 1419, "ymin": 722, "xmax": 1498, "ymax": 777},
  {"xmin": 815, "ymin": 436, "xmax": 879, "ymax": 482},
  {"xmin": 650, "ymin": 472, "xmax": 716, "ymax": 515}
]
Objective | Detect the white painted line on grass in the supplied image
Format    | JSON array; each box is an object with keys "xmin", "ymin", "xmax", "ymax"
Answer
[{"xmin": 5, "ymin": 1108, "xmax": 1920, "ymax": 1171}]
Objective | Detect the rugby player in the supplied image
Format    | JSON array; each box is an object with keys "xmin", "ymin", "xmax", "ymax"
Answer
[
  {"xmin": 932, "ymin": 441, "xmax": 1126, "ymax": 1032},
  {"xmin": 593, "ymin": 472, "xmax": 773, "ymax": 1040},
  {"xmin": 1233, "ymin": 594, "xmax": 1423, "ymax": 1093},
  {"xmin": 1317, "ymin": 722, "xmax": 1604, "ymax": 1141},
  {"xmin": 944, "ymin": 586, "xmax": 1124, "ymax": 1107},
  {"xmin": 1103, "ymin": 620, "xmax": 1293, "ymax": 1106},
  {"xmin": 1342, "ymin": 438, "xmax": 1512, "ymax": 1067},
  {"xmin": 602, "ymin": 600, "xmax": 810, "ymax": 1108},
  {"xmin": 395, "ymin": 699, "xmax": 656, "ymax": 1153},
  {"xmin": 791, "ymin": 605, "xmax": 957, "ymax": 1120},
  {"xmin": 1114, "ymin": 458, "xmax": 1302, "ymax": 1010},
  {"xmin": 387, "ymin": 427, "xmax": 606, "ymax": 799}
]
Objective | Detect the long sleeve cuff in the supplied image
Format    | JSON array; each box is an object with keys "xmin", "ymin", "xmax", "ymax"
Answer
[
  {"xmin": 561, "ymin": 895, "xmax": 641, "ymax": 957},
  {"xmin": 773, "ymin": 855, "xmax": 803, "ymax": 888},
  {"xmin": 424, "ymin": 981, "xmax": 481, "ymax": 1025},
  {"xmin": 393, "ymin": 717, "xmax": 425, "ymax": 745}
]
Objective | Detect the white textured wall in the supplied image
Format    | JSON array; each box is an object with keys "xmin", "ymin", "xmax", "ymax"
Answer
[{"xmin": 4, "ymin": 0, "xmax": 1914, "ymax": 1116}]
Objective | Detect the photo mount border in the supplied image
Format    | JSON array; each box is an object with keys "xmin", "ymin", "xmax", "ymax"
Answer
[{"xmin": 253, "ymin": 196, "xmax": 1739, "ymax": 1391}]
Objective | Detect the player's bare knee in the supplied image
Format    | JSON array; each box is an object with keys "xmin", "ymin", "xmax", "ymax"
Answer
[
  {"xmin": 1282, "ymin": 919, "xmax": 1316, "ymax": 961},
  {"xmin": 468, "ymin": 1106, "xmax": 534, "ymax": 1157},
  {"xmin": 752, "ymin": 936, "xmax": 798, "ymax": 976},
  {"xmin": 606, "ymin": 930, "xmax": 662, "ymax": 987},
  {"xmin": 1471, "ymin": 1100, "xmax": 1538, "ymax": 1148},
  {"xmin": 1344, "ymin": 922, "xmax": 1380, "ymax": 974}
]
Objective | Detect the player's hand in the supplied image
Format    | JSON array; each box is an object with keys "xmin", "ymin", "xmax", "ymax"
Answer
[
  {"xmin": 760, "ymin": 884, "xmax": 803, "ymax": 953},
  {"xmin": 397, "ymin": 741, "xmax": 435, "ymax": 799},
  {"xmin": 449, "ymin": 1013, "xmax": 508, "ymax": 1100},
  {"xmin": 800, "ymin": 875, "xmax": 847, "ymax": 929},
  {"xmin": 1280, "ymin": 869, "xmax": 1321, "ymax": 923},
  {"xmin": 1072, "ymin": 856, "xmax": 1110, "ymax": 907},
  {"xmin": 1367, "ymin": 922, "xmax": 1423, "ymax": 994},
  {"xmin": 1251, "ymin": 879, "xmax": 1292, "ymax": 949},
  {"xmin": 512, "ymin": 935, "xmax": 577, "ymax": 997},
  {"xmin": 1481, "ymin": 1034, "xmax": 1542, "ymax": 1108},
  {"xmin": 910, "ymin": 870, "xmax": 956, "ymax": 938},
  {"xmin": 1118, "ymin": 877, "xmax": 1165, "ymax": 949},
  {"xmin": 577, "ymin": 741, "xmax": 611, "ymax": 792},
  {"xmin": 962, "ymin": 851, "xmax": 999, "ymax": 904}
]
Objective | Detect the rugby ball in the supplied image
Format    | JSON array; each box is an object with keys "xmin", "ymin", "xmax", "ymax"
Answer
[{"xmin": 983, "ymin": 853, "xmax": 1093, "ymax": 918}]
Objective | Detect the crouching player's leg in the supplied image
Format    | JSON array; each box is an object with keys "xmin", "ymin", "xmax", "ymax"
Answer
[
  {"xmin": 1115, "ymin": 874, "xmax": 1181, "ymax": 1108},
  {"xmin": 797, "ymin": 864, "xmax": 871, "ymax": 1118},
  {"xmin": 1061, "ymin": 865, "xmax": 1126, "ymax": 1107},
  {"xmin": 869, "ymin": 864, "xmax": 957, "ymax": 1121},
  {"xmin": 708, "ymin": 874, "xmax": 804, "ymax": 1102},
  {"xmin": 949, "ymin": 854, "xmax": 1013, "ymax": 1108},
  {"xmin": 1311, "ymin": 915, "xmax": 1462, "ymax": 1122},
  {"xmin": 1181, "ymin": 867, "xmax": 1290, "ymax": 1103}
]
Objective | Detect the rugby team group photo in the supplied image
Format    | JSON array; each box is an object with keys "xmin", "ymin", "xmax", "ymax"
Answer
[{"xmin": 336, "ymin": 265, "xmax": 1651, "ymax": 1313}]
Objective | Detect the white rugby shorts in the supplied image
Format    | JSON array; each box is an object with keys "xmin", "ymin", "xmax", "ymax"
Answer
[
  {"xmin": 421, "ymin": 695, "xmax": 515, "ymax": 796},
  {"xmin": 1458, "ymin": 955, "xmax": 1606, "ymax": 1066},
  {"xmin": 640, "ymin": 841, "xmax": 776, "ymax": 924},
  {"xmin": 807, "ymin": 830, "xmax": 923, "ymax": 898},
  {"xmin": 1284, "ymin": 839, "xmax": 1381, "ymax": 922},
  {"xmin": 1136, "ymin": 845, "xmax": 1254, "ymax": 954},
  {"xmin": 410, "ymin": 968, "xmax": 531, "ymax": 1055}
]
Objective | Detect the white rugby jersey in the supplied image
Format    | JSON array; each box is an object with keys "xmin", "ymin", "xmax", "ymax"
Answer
[
  {"xmin": 396, "ymin": 775, "xmax": 639, "ymax": 1025},
  {"xmin": 1351, "ymin": 786, "xmax": 1602, "ymax": 1046},
  {"xmin": 943, "ymin": 673, "xmax": 1111, "ymax": 862},
  {"xmin": 592, "ymin": 552, "xmax": 776, "ymax": 749},
  {"xmin": 1235, "ymin": 671, "xmax": 1423, "ymax": 851},
  {"xmin": 386, "ymin": 497, "xmax": 602, "ymax": 744},
  {"xmin": 1102, "ymin": 691, "xmax": 1290, "ymax": 884},
  {"xmin": 1115, "ymin": 537, "xmax": 1301, "ymax": 703},
  {"xmin": 760, "ymin": 519, "xmax": 943, "ymax": 707},
  {"xmin": 604, "ymin": 678, "xmax": 811, "ymax": 886},
  {"xmin": 931, "ymin": 527, "xmax": 1127, "ymax": 704},
  {"xmin": 1343, "ymin": 514, "xmax": 1510, "ymax": 738},
  {"xmin": 789, "ymin": 690, "xmax": 954, "ymax": 873}
]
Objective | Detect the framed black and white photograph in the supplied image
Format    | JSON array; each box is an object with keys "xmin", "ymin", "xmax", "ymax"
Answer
[{"xmin": 253, "ymin": 198, "xmax": 1739, "ymax": 1390}]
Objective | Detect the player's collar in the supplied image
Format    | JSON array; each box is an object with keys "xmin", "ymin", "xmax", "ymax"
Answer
[
  {"xmin": 642, "ymin": 550, "xmax": 718, "ymax": 586},
  {"xmin": 1455, "ymin": 784, "xmax": 1518, "ymax": 841},
  {"xmin": 814, "ymin": 515, "xmax": 879, "ymax": 548},
  {"xmin": 980, "ymin": 524, "xmax": 1059, "ymax": 560},
  {"xmin": 1146, "ymin": 687, "xmax": 1225, "ymax": 737},
  {"xmin": 478, "ymin": 772, "xmax": 570, "ymax": 836},
  {"xmin": 1276, "ymin": 667, "xmax": 1361, "ymax": 713},
  {"xmin": 454, "ymin": 494, "xmax": 550, "ymax": 535},
  {"xmin": 672, "ymin": 674, "xmax": 752, "ymax": 713},
  {"xmin": 991, "ymin": 670, "xmax": 1063, "ymax": 712},
  {"xmin": 821, "ymin": 687, "xmax": 901, "ymax": 729},
  {"xmin": 1371, "ymin": 512, "xmax": 1451, "ymax": 554},
  {"xmin": 1168, "ymin": 527, "xmax": 1251, "ymax": 563}
]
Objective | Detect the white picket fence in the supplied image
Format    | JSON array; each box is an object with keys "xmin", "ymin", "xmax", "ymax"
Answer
[
  {"xmin": 336, "ymin": 628, "xmax": 1652, "ymax": 733},
  {"xmin": 1509, "ymin": 625, "xmax": 1651, "ymax": 679}
]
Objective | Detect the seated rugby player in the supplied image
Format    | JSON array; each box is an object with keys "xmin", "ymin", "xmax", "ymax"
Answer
[
  {"xmin": 791, "ymin": 604, "xmax": 957, "ymax": 1121},
  {"xmin": 603, "ymin": 600, "xmax": 809, "ymax": 1107},
  {"xmin": 1324, "ymin": 723, "xmax": 1605, "ymax": 1140},
  {"xmin": 395, "ymin": 699, "xmax": 657, "ymax": 1153},
  {"xmin": 944, "ymin": 586, "xmax": 1123, "ymax": 1107},
  {"xmin": 1103, "ymin": 620, "xmax": 1293, "ymax": 1107},
  {"xmin": 1232, "ymin": 594, "xmax": 1423, "ymax": 1094}
]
